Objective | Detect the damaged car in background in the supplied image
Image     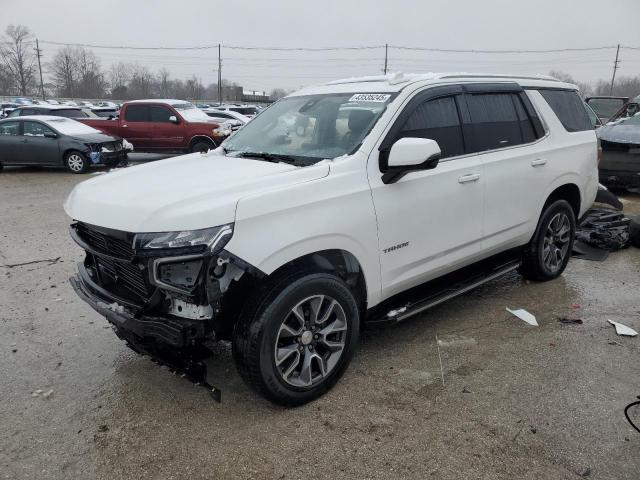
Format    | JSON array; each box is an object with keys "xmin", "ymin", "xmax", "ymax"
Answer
[
  {"xmin": 598, "ymin": 102, "xmax": 640, "ymax": 189},
  {"xmin": 0, "ymin": 116, "xmax": 132, "ymax": 173}
]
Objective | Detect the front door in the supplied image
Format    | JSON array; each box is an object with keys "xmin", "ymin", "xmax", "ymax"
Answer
[
  {"xmin": 20, "ymin": 121, "xmax": 60, "ymax": 165},
  {"xmin": 149, "ymin": 105, "xmax": 185, "ymax": 150},
  {"xmin": 368, "ymin": 88, "xmax": 485, "ymax": 300}
]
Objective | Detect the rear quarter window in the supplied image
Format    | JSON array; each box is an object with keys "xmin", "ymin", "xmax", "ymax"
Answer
[{"xmin": 539, "ymin": 89, "xmax": 592, "ymax": 132}]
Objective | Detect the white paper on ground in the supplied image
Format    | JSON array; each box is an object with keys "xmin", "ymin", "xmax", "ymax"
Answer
[
  {"xmin": 506, "ymin": 308, "xmax": 538, "ymax": 326},
  {"xmin": 607, "ymin": 319, "xmax": 638, "ymax": 337}
]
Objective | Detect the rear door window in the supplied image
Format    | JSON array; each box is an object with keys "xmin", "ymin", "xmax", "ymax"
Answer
[
  {"xmin": 124, "ymin": 105, "xmax": 149, "ymax": 122},
  {"xmin": 539, "ymin": 89, "xmax": 592, "ymax": 132},
  {"xmin": 56, "ymin": 109, "xmax": 84, "ymax": 118},
  {"xmin": 464, "ymin": 93, "xmax": 526, "ymax": 152},
  {"xmin": 399, "ymin": 96, "xmax": 465, "ymax": 159},
  {"xmin": 0, "ymin": 122, "xmax": 19, "ymax": 135}
]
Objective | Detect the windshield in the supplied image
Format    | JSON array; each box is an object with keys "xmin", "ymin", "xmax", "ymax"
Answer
[
  {"xmin": 588, "ymin": 98, "xmax": 626, "ymax": 119},
  {"xmin": 231, "ymin": 106, "xmax": 258, "ymax": 116},
  {"xmin": 223, "ymin": 93, "xmax": 394, "ymax": 163},
  {"xmin": 173, "ymin": 102, "xmax": 212, "ymax": 122},
  {"xmin": 47, "ymin": 118, "xmax": 101, "ymax": 136}
]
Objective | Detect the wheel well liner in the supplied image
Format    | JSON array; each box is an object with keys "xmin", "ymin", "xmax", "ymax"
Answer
[
  {"xmin": 189, "ymin": 135, "xmax": 216, "ymax": 149},
  {"xmin": 544, "ymin": 183, "xmax": 581, "ymax": 218}
]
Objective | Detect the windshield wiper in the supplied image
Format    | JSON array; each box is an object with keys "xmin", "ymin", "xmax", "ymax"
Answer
[{"xmin": 236, "ymin": 151, "xmax": 299, "ymax": 164}]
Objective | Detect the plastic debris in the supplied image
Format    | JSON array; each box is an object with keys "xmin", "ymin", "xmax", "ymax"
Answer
[
  {"xmin": 607, "ymin": 319, "xmax": 638, "ymax": 337},
  {"xmin": 506, "ymin": 308, "xmax": 538, "ymax": 326},
  {"xmin": 42, "ymin": 389, "xmax": 54, "ymax": 399}
]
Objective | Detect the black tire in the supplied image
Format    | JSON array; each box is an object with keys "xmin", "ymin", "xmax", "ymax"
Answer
[
  {"xmin": 233, "ymin": 271, "xmax": 360, "ymax": 406},
  {"xmin": 629, "ymin": 215, "xmax": 640, "ymax": 248},
  {"xmin": 520, "ymin": 199, "xmax": 576, "ymax": 281},
  {"xmin": 190, "ymin": 140, "xmax": 215, "ymax": 153},
  {"xmin": 64, "ymin": 151, "xmax": 89, "ymax": 174}
]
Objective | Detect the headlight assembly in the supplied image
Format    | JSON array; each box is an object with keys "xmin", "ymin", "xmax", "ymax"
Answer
[{"xmin": 134, "ymin": 224, "xmax": 233, "ymax": 254}]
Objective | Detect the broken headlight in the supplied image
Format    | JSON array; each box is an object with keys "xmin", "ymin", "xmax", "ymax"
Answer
[{"xmin": 134, "ymin": 224, "xmax": 233, "ymax": 254}]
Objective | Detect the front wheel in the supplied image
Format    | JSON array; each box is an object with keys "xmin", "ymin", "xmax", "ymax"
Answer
[
  {"xmin": 65, "ymin": 151, "xmax": 89, "ymax": 174},
  {"xmin": 190, "ymin": 140, "xmax": 215, "ymax": 153},
  {"xmin": 520, "ymin": 199, "xmax": 576, "ymax": 281},
  {"xmin": 233, "ymin": 272, "xmax": 360, "ymax": 406}
]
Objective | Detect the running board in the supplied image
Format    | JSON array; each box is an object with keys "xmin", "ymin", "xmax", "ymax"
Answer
[{"xmin": 367, "ymin": 257, "xmax": 522, "ymax": 326}]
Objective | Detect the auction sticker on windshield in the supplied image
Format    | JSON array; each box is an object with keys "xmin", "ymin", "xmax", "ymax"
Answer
[{"xmin": 349, "ymin": 93, "xmax": 391, "ymax": 102}]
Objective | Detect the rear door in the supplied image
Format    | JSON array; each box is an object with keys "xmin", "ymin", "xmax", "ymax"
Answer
[
  {"xmin": 0, "ymin": 121, "xmax": 22, "ymax": 163},
  {"xmin": 21, "ymin": 121, "xmax": 60, "ymax": 165},
  {"xmin": 149, "ymin": 105, "xmax": 185, "ymax": 150},
  {"xmin": 121, "ymin": 105, "xmax": 153, "ymax": 149},
  {"xmin": 463, "ymin": 85, "xmax": 550, "ymax": 254}
]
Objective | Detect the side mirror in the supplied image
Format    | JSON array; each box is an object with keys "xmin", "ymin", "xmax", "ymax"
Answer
[
  {"xmin": 44, "ymin": 132, "xmax": 57, "ymax": 139},
  {"xmin": 168, "ymin": 115, "xmax": 178, "ymax": 123},
  {"xmin": 382, "ymin": 137, "xmax": 441, "ymax": 184}
]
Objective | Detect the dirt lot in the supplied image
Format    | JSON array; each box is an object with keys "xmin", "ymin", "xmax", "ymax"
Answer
[{"xmin": 1, "ymin": 163, "xmax": 639, "ymax": 480}]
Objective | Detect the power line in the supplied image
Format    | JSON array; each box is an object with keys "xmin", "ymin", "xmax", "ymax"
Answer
[{"xmin": 40, "ymin": 39, "xmax": 627, "ymax": 54}]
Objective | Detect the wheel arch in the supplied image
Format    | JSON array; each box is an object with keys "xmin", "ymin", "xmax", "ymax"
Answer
[
  {"xmin": 542, "ymin": 182, "xmax": 581, "ymax": 219},
  {"xmin": 188, "ymin": 135, "xmax": 217, "ymax": 150},
  {"xmin": 62, "ymin": 147, "xmax": 88, "ymax": 166}
]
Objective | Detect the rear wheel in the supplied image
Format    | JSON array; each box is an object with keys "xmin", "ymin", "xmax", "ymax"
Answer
[
  {"xmin": 520, "ymin": 199, "xmax": 576, "ymax": 281},
  {"xmin": 233, "ymin": 271, "xmax": 359, "ymax": 406},
  {"xmin": 65, "ymin": 151, "xmax": 89, "ymax": 174},
  {"xmin": 190, "ymin": 140, "xmax": 215, "ymax": 153}
]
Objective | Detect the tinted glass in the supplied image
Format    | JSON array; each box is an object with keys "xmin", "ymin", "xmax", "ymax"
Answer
[
  {"xmin": 207, "ymin": 111, "xmax": 233, "ymax": 119},
  {"xmin": 586, "ymin": 98, "xmax": 626, "ymax": 119},
  {"xmin": 584, "ymin": 103, "xmax": 600, "ymax": 128},
  {"xmin": 149, "ymin": 105, "xmax": 173, "ymax": 122},
  {"xmin": 0, "ymin": 122, "xmax": 19, "ymax": 135},
  {"xmin": 124, "ymin": 105, "xmax": 149, "ymax": 122},
  {"xmin": 56, "ymin": 109, "xmax": 85, "ymax": 118},
  {"xmin": 400, "ymin": 96, "xmax": 464, "ymax": 158},
  {"xmin": 465, "ymin": 93, "xmax": 525, "ymax": 152},
  {"xmin": 23, "ymin": 121, "xmax": 55, "ymax": 137},
  {"xmin": 18, "ymin": 108, "xmax": 36, "ymax": 116},
  {"xmin": 231, "ymin": 107, "xmax": 258, "ymax": 115},
  {"xmin": 539, "ymin": 90, "xmax": 592, "ymax": 132}
]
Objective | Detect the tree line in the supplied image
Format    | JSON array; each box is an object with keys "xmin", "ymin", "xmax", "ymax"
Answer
[{"xmin": 1, "ymin": 24, "xmax": 638, "ymax": 101}]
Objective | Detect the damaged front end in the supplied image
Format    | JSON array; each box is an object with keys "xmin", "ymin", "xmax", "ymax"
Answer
[{"xmin": 69, "ymin": 221, "xmax": 259, "ymax": 355}]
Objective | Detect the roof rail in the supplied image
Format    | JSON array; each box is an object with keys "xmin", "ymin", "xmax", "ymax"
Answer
[{"xmin": 325, "ymin": 72, "xmax": 562, "ymax": 86}]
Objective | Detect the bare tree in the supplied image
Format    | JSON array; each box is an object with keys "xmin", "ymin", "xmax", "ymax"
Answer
[
  {"xmin": 593, "ymin": 76, "xmax": 640, "ymax": 99},
  {"xmin": 549, "ymin": 70, "xmax": 593, "ymax": 97},
  {"xmin": 108, "ymin": 62, "xmax": 133, "ymax": 99},
  {"xmin": 0, "ymin": 25, "xmax": 36, "ymax": 96},
  {"xmin": 0, "ymin": 62, "xmax": 14, "ymax": 95},
  {"xmin": 157, "ymin": 68, "xmax": 172, "ymax": 97},
  {"xmin": 75, "ymin": 48, "xmax": 106, "ymax": 98},
  {"xmin": 49, "ymin": 46, "xmax": 77, "ymax": 97},
  {"xmin": 128, "ymin": 65, "xmax": 154, "ymax": 98},
  {"xmin": 269, "ymin": 88, "xmax": 287, "ymax": 100}
]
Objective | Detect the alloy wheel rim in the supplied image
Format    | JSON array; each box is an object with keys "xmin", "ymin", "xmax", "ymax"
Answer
[
  {"xmin": 68, "ymin": 154, "xmax": 84, "ymax": 172},
  {"xmin": 274, "ymin": 294, "xmax": 347, "ymax": 388},
  {"xmin": 542, "ymin": 212, "xmax": 571, "ymax": 272}
]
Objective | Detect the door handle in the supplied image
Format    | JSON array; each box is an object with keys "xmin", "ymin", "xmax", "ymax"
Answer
[
  {"xmin": 122, "ymin": 124, "xmax": 128, "ymax": 128},
  {"xmin": 531, "ymin": 158, "xmax": 547, "ymax": 167},
  {"xmin": 458, "ymin": 173, "xmax": 480, "ymax": 183}
]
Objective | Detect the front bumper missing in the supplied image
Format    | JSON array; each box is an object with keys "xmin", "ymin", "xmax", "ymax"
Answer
[{"xmin": 70, "ymin": 268, "xmax": 222, "ymax": 402}]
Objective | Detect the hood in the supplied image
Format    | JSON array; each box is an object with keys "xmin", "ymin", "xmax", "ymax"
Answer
[
  {"xmin": 598, "ymin": 122, "xmax": 640, "ymax": 144},
  {"xmin": 68, "ymin": 132, "xmax": 117, "ymax": 143},
  {"xmin": 64, "ymin": 152, "xmax": 329, "ymax": 232}
]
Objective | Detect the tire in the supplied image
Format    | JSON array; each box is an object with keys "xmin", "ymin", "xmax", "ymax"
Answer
[
  {"xmin": 190, "ymin": 140, "xmax": 215, "ymax": 153},
  {"xmin": 233, "ymin": 271, "xmax": 360, "ymax": 406},
  {"xmin": 65, "ymin": 151, "xmax": 89, "ymax": 174},
  {"xmin": 629, "ymin": 215, "xmax": 640, "ymax": 248},
  {"xmin": 520, "ymin": 199, "xmax": 576, "ymax": 281}
]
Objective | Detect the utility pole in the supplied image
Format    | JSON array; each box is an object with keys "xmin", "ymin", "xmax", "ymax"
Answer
[
  {"xmin": 609, "ymin": 44, "xmax": 620, "ymax": 96},
  {"xmin": 217, "ymin": 43, "xmax": 222, "ymax": 105},
  {"xmin": 383, "ymin": 43, "xmax": 388, "ymax": 75},
  {"xmin": 35, "ymin": 39, "xmax": 45, "ymax": 100}
]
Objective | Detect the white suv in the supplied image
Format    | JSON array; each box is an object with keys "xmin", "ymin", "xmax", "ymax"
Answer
[{"xmin": 65, "ymin": 73, "xmax": 598, "ymax": 405}]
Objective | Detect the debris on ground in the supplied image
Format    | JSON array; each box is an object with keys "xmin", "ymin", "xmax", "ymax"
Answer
[
  {"xmin": 576, "ymin": 209, "xmax": 631, "ymax": 251},
  {"xmin": 558, "ymin": 317, "xmax": 583, "ymax": 325},
  {"xmin": 595, "ymin": 184, "xmax": 623, "ymax": 210},
  {"xmin": 572, "ymin": 240, "xmax": 609, "ymax": 261},
  {"xmin": 97, "ymin": 424, "xmax": 109, "ymax": 432},
  {"xmin": 0, "ymin": 257, "xmax": 61, "ymax": 269},
  {"xmin": 506, "ymin": 308, "xmax": 538, "ymax": 326},
  {"xmin": 42, "ymin": 389, "xmax": 54, "ymax": 399},
  {"xmin": 607, "ymin": 320, "xmax": 638, "ymax": 337}
]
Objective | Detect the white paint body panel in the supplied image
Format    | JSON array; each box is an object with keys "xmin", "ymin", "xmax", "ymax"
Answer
[{"xmin": 64, "ymin": 73, "xmax": 598, "ymax": 309}]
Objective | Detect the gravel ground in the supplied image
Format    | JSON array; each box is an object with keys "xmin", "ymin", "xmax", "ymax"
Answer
[{"xmin": 1, "ymin": 162, "xmax": 639, "ymax": 479}]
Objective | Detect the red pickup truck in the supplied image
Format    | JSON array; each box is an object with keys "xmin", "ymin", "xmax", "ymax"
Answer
[{"xmin": 78, "ymin": 99, "xmax": 226, "ymax": 153}]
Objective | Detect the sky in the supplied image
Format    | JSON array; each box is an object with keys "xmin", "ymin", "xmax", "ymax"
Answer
[{"xmin": 2, "ymin": 0, "xmax": 639, "ymax": 93}]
